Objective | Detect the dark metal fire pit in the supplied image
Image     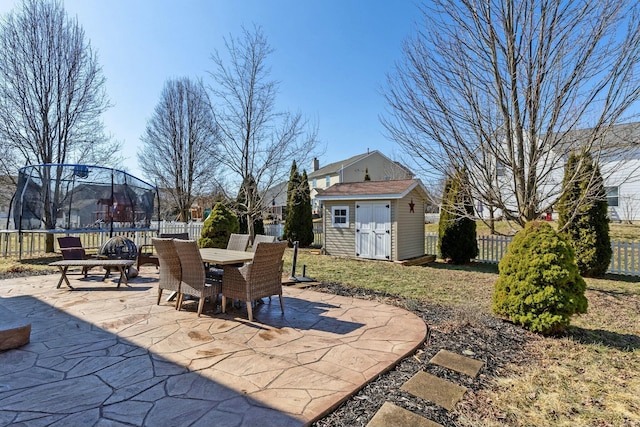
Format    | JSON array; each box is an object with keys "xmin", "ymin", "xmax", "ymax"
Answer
[{"xmin": 99, "ymin": 236, "xmax": 138, "ymax": 260}]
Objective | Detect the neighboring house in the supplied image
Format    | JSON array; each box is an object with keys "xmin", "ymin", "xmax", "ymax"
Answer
[
  {"xmin": 315, "ymin": 179, "xmax": 428, "ymax": 261},
  {"xmin": 307, "ymin": 150, "xmax": 414, "ymax": 215},
  {"xmin": 261, "ymin": 181, "xmax": 288, "ymax": 222},
  {"xmin": 578, "ymin": 122, "xmax": 640, "ymax": 222},
  {"xmin": 263, "ymin": 150, "xmax": 414, "ymax": 221},
  {"xmin": 475, "ymin": 122, "xmax": 640, "ymax": 222}
]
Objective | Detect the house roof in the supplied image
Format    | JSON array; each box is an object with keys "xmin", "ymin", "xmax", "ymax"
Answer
[
  {"xmin": 307, "ymin": 152, "xmax": 373, "ymax": 179},
  {"xmin": 315, "ymin": 179, "xmax": 428, "ymax": 201},
  {"xmin": 262, "ymin": 180, "xmax": 288, "ymax": 205},
  {"xmin": 553, "ymin": 121, "xmax": 640, "ymax": 161}
]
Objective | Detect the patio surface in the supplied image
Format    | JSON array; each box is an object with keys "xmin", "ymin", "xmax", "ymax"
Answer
[{"xmin": 0, "ymin": 267, "xmax": 427, "ymax": 426}]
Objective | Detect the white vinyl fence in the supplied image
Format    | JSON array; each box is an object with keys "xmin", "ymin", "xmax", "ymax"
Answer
[
  {"xmin": 0, "ymin": 221, "xmax": 322, "ymax": 258},
  {"xmin": 426, "ymin": 232, "xmax": 640, "ymax": 276},
  {"xmin": 2, "ymin": 224, "xmax": 638, "ymax": 276}
]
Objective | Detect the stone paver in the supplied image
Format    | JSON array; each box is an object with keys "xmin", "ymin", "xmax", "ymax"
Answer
[
  {"xmin": 429, "ymin": 349, "xmax": 484, "ymax": 377},
  {"xmin": 401, "ymin": 371, "xmax": 467, "ymax": 411},
  {"xmin": 366, "ymin": 402, "xmax": 443, "ymax": 427},
  {"xmin": 0, "ymin": 269, "xmax": 427, "ymax": 426}
]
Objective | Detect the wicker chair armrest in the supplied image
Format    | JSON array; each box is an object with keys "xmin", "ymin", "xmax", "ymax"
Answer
[
  {"xmin": 221, "ymin": 263, "xmax": 252, "ymax": 300},
  {"xmin": 222, "ymin": 262, "xmax": 251, "ymax": 281}
]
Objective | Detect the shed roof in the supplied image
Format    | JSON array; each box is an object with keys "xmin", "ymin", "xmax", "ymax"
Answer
[{"xmin": 315, "ymin": 179, "xmax": 428, "ymax": 201}]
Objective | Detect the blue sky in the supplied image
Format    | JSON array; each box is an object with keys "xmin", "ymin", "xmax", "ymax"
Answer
[{"xmin": 0, "ymin": 0, "xmax": 422, "ymax": 182}]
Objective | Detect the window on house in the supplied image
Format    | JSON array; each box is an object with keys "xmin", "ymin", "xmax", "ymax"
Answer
[
  {"xmin": 325, "ymin": 176, "xmax": 331, "ymax": 188},
  {"xmin": 496, "ymin": 160, "xmax": 506, "ymax": 177},
  {"xmin": 332, "ymin": 206, "xmax": 349, "ymax": 228},
  {"xmin": 605, "ymin": 186, "xmax": 619, "ymax": 207},
  {"xmin": 312, "ymin": 178, "xmax": 317, "ymax": 189}
]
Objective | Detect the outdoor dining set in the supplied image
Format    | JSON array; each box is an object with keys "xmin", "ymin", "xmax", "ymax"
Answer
[{"xmin": 50, "ymin": 233, "xmax": 288, "ymax": 322}]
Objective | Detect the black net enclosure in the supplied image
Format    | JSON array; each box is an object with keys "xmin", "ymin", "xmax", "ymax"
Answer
[{"xmin": 10, "ymin": 164, "xmax": 158, "ymax": 234}]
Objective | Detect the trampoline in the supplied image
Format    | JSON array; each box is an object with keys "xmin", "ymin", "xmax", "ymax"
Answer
[{"xmin": 9, "ymin": 164, "xmax": 158, "ymax": 235}]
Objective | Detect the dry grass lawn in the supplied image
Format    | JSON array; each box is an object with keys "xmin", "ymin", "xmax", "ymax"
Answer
[
  {"xmin": 2, "ymin": 244, "xmax": 639, "ymax": 426},
  {"xmin": 287, "ymin": 251, "xmax": 640, "ymax": 427}
]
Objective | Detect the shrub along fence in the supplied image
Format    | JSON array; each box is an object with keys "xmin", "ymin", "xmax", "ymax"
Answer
[{"xmin": 426, "ymin": 232, "xmax": 640, "ymax": 276}]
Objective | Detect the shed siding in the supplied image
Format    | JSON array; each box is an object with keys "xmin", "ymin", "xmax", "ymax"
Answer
[
  {"xmin": 395, "ymin": 189, "xmax": 426, "ymax": 260},
  {"xmin": 323, "ymin": 201, "xmax": 356, "ymax": 257}
]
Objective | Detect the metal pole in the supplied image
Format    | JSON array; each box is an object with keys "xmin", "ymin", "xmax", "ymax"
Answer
[{"xmin": 290, "ymin": 240, "xmax": 299, "ymax": 279}]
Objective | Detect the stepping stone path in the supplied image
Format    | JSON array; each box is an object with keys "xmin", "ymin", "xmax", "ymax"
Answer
[{"xmin": 367, "ymin": 348, "xmax": 484, "ymax": 427}]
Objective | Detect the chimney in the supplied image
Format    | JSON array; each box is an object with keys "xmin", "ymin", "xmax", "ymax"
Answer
[{"xmin": 312, "ymin": 157, "xmax": 319, "ymax": 172}]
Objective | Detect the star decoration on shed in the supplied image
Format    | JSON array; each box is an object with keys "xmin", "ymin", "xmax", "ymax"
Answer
[{"xmin": 409, "ymin": 198, "xmax": 415, "ymax": 213}]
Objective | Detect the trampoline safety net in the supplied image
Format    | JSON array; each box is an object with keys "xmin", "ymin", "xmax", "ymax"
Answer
[{"xmin": 11, "ymin": 164, "xmax": 158, "ymax": 232}]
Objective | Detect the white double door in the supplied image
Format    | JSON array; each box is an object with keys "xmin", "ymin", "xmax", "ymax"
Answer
[{"xmin": 355, "ymin": 201, "xmax": 391, "ymax": 260}]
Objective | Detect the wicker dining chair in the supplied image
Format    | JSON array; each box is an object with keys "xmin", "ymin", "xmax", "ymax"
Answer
[
  {"xmin": 206, "ymin": 233, "xmax": 252, "ymax": 280},
  {"xmin": 226, "ymin": 233, "xmax": 250, "ymax": 252},
  {"xmin": 250, "ymin": 234, "xmax": 276, "ymax": 251},
  {"xmin": 152, "ymin": 238, "xmax": 182, "ymax": 307},
  {"xmin": 173, "ymin": 239, "xmax": 222, "ymax": 317},
  {"xmin": 221, "ymin": 241, "xmax": 288, "ymax": 321},
  {"xmin": 138, "ymin": 233, "xmax": 189, "ymax": 269}
]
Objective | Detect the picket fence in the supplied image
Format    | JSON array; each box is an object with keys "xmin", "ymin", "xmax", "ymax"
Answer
[
  {"xmin": 0, "ymin": 221, "xmax": 322, "ymax": 259},
  {"xmin": 426, "ymin": 232, "xmax": 640, "ymax": 276},
  {"xmin": 2, "ymin": 224, "xmax": 638, "ymax": 276}
]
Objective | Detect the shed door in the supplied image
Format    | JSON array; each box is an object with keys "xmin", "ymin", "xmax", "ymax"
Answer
[{"xmin": 355, "ymin": 201, "xmax": 391, "ymax": 260}]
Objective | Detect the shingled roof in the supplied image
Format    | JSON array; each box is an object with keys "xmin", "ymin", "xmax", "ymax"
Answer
[
  {"xmin": 307, "ymin": 152, "xmax": 371, "ymax": 179},
  {"xmin": 315, "ymin": 179, "xmax": 428, "ymax": 200}
]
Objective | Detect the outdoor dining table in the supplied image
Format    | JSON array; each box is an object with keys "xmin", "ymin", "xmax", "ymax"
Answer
[{"xmin": 199, "ymin": 247, "xmax": 254, "ymax": 265}]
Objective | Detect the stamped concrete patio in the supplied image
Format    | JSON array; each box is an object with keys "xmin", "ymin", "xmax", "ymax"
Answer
[{"xmin": 0, "ymin": 267, "xmax": 427, "ymax": 426}]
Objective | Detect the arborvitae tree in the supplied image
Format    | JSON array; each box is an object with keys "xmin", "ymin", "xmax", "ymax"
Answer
[
  {"xmin": 557, "ymin": 152, "xmax": 612, "ymax": 277},
  {"xmin": 198, "ymin": 202, "xmax": 239, "ymax": 248},
  {"xmin": 438, "ymin": 169, "xmax": 478, "ymax": 264},
  {"xmin": 237, "ymin": 175, "xmax": 264, "ymax": 237},
  {"xmin": 283, "ymin": 161, "xmax": 314, "ymax": 246},
  {"xmin": 493, "ymin": 221, "xmax": 588, "ymax": 335},
  {"xmin": 299, "ymin": 170, "xmax": 314, "ymax": 246},
  {"xmin": 283, "ymin": 161, "xmax": 301, "ymax": 245}
]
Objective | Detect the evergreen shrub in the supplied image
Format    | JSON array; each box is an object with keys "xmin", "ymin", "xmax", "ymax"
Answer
[
  {"xmin": 198, "ymin": 202, "xmax": 239, "ymax": 248},
  {"xmin": 284, "ymin": 162, "xmax": 314, "ymax": 247},
  {"xmin": 492, "ymin": 221, "xmax": 588, "ymax": 334},
  {"xmin": 557, "ymin": 152, "xmax": 611, "ymax": 277},
  {"xmin": 438, "ymin": 170, "xmax": 478, "ymax": 264}
]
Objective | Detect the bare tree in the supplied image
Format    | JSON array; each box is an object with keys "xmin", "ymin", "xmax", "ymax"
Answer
[
  {"xmin": 0, "ymin": 0, "xmax": 115, "ymax": 250},
  {"xmin": 383, "ymin": 0, "xmax": 640, "ymax": 229},
  {"xmin": 208, "ymin": 25, "xmax": 319, "ymax": 238},
  {"xmin": 138, "ymin": 77, "xmax": 220, "ymax": 222}
]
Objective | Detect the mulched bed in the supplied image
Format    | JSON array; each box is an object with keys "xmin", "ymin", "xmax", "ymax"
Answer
[
  {"xmin": 311, "ymin": 282, "xmax": 539, "ymax": 427},
  {"xmin": 1, "ymin": 270, "xmax": 536, "ymax": 426}
]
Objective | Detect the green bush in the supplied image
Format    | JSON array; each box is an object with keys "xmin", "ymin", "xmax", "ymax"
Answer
[
  {"xmin": 557, "ymin": 152, "xmax": 611, "ymax": 277},
  {"xmin": 438, "ymin": 169, "xmax": 478, "ymax": 264},
  {"xmin": 284, "ymin": 162, "xmax": 314, "ymax": 247},
  {"xmin": 198, "ymin": 202, "xmax": 239, "ymax": 248},
  {"xmin": 492, "ymin": 221, "xmax": 588, "ymax": 335}
]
